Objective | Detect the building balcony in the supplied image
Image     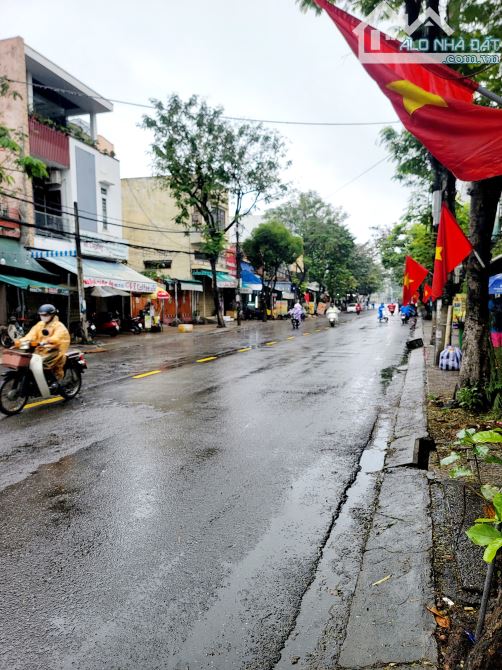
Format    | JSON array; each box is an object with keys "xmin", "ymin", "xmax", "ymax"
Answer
[
  {"xmin": 0, "ymin": 204, "xmax": 21, "ymax": 239},
  {"xmin": 29, "ymin": 116, "xmax": 70, "ymax": 168},
  {"xmin": 35, "ymin": 210, "xmax": 71, "ymax": 235}
]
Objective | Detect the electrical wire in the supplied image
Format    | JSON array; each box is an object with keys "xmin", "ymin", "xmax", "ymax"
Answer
[
  {"xmin": 5, "ymin": 78, "xmax": 400, "ymax": 127},
  {"xmin": 331, "ymin": 155, "xmax": 390, "ymax": 194},
  {"xmin": 0, "ymin": 215, "xmax": 197, "ymax": 256},
  {"xmin": 0, "ymin": 188, "xmax": 199, "ymax": 235}
]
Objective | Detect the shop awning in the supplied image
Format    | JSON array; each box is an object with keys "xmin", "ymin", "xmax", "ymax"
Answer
[
  {"xmin": 0, "ymin": 237, "xmax": 57, "ymax": 276},
  {"xmin": 489, "ymin": 274, "xmax": 502, "ymax": 294},
  {"xmin": 179, "ymin": 279, "xmax": 203, "ymax": 292},
  {"xmin": 241, "ymin": 264, "xmax": 262, "ymax": 292},
  {"xmin": 192, "ymin": 270, "xmax": 237, "ymax": 288},
  {"xmin": 0, "ymin": 273, "xmax": 70, "ymax": 295},
  {"xmin": 42, "ymin": 257, "xmax": 157, "ymax": 293},
  {"xmin": 275, "ymin": 281, "xmax": 292, "ymax": 293},
  {"xmin": 91, "ymin": 285, "xmax": 130, "ymax": 298}
]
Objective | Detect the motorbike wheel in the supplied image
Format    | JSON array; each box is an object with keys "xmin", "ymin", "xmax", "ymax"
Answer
[
  {"xmin": 330, "ymin": 321, "xmax": 335, "ymax": 327},
  {"xmin": 0, "ymin": 376, "xmax": 28, "ymax": 415},
  {"xmin": 60, "ymin": 368, "xmax": 82, "ymax": 400},
  {"xmin": 0, "ymin": 332, "xmax": 13, "ymax": 348}
]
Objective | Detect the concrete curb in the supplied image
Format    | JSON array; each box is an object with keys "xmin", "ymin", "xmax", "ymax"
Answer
[
  {"xmin": 386, "ymin": 320, "xmax": 429, "ymax": 469},
  {"xmin": 338, "ymin": 318, "xmax": 438, "ymax": 668}
]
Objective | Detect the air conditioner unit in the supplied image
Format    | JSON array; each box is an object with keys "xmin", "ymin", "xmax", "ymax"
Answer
[{"xmin": 47, "ymin": 169, "xmax": 62, "ymax": 186}]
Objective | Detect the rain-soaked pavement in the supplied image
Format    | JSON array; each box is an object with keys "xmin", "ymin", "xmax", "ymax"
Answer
[{"xmin": 0, "ymin": 313, "xmax": 408, "ymax": 669}]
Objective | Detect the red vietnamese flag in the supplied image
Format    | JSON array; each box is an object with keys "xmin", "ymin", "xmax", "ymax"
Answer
[
  {"xmin": 431, "ymin": 203, "xmax": 473, "ymax": 300},
  {"xmin": 314, "ymin": 1, "xmax": 502, "ymax": 181},
  {"xmin": 423, "ymin": 284, "xmax": 432, "ymax": 302},
  {"xmin": 403, "ymin": 256, "xmax": 429, "ymax": 306}
]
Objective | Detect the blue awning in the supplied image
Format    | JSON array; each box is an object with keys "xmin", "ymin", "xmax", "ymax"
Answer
[
  {"xmin": 489, "ymin": 274, "xmax": 502, "ymax": 294},
  {"xmin": 241, "ymin": 265, "xmax": 262, "ymax": 291}
]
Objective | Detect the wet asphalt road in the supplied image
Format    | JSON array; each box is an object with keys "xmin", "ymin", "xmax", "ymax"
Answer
[{"xmin": 1, "ymin": 313, "xmax": 407, "ymax": 670}]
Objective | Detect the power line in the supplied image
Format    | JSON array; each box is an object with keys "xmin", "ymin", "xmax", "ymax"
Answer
[
  {"xmin": 332, "ymin": 155, "xmax": 390, "ymax": 194},
  {"xmin": 0, "ymin": 215, "xmax": 197, "ymax": 257},
  {"xmin": 5, "ymin": 78, "xmax": 400, "ymax": 127},
  {"xmin": 0, "ymin": 188, "xmax": 199, "ymax": 235}
]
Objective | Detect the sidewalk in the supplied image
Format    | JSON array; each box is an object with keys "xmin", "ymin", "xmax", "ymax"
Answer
[{"xmin": 274, "ymin": 318, "xmax": 439, "ymax": 669}]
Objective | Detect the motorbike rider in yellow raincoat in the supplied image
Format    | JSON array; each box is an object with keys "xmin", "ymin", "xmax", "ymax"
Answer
[{"xmin": 16, "ymin": 304, "xmax": 70, "ymax": 381}]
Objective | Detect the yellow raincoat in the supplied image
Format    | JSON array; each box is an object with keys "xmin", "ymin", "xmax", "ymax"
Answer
[{"xmin": 18, "ymin": 315, "xmax": 70, "ymax": 380}]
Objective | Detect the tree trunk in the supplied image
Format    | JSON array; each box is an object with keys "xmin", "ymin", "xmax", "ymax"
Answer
[
  {"xmin": 210, "ymin": 256, "xmax": 225, "ymax": 328},
  {"xmin": 459, "ymin": 176, "xmax": 502, "ymax": 388}
]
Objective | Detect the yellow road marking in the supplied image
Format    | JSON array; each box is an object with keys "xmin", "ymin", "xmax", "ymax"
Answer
[
  {"xmin": 25, "ymin": 396, "xmax": 63, "ymax": 410},
  {"xmin": 314, "ymin": 329, "xmax": 321, "ymax": 332},
  {"xmin": 303, "ymin": 332, "xmax": 311, "ymax": 336},
  {"xmin": 287, "ymin": 336, "xmax": 295, "ymax": 340},
  {"xmin": 238, "ymin": 347, "xmax": 252, "ymax": 353},
  {"xmin": 196, "ymin": 356, "xmax": 217, "ymax": 363},
  {"xmin": 265, "ymin": 341, "xmax": 278, "ymax": 346},
  {"xmin": 132, "ymin": 370, "xmax": 161, "ymax": 379}
]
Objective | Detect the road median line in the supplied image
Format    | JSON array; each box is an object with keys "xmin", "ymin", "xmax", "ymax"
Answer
[
  {"xmin": 25, "ymin": 396, "xmax": 63, "ymax": 410},
  {"xmin": 132, "ymin": 370, "xmax": 162, "ymax": 379},
  {"xmin": 196, "ymin": 356, "xmax": 218, "ymax": 363}
]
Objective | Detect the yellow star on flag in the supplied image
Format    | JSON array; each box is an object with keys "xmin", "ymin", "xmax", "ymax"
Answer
[
  {"xmin": 435, "ymin": 246, "xmax": 443, "ymax": 261},
  {"xmin": 386, "ymin": 80, "xmax": 448, "ymax": 116},
  {"xmin": 403, "ymin": 273, "xmax": 414, "ymax": 288}
]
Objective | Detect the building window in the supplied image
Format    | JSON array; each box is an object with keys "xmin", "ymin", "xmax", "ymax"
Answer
[
  {"xmin": 144, "ymin": 259, "xmax": 172, "ymax": 270},
  {"xmin": 211, "ymin": 207, "xmax": 225, "ymax": 230},
  {"xmin": 101, "ymin": 186, "xmax": 108, "ymax": 230},
  {"xmin": 194, "ymin": 252, "xmax": 208, "ymax": 262}
]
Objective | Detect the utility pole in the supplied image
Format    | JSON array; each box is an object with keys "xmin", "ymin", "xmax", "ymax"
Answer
[
  {"xmin": 73, "ymin": 202, "xmax": 89, "ymax": 342},
  {"xmin": 235, "ymin": 220, "xmax": 242, "ymax": 326}
]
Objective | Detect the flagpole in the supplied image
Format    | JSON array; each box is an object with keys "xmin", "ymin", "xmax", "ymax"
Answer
[
  {"xmin": 473, "ymin": 249, "xmax": 486, "ymax": 269},
  {"xmin": 477, "ymin": 85, "xmax": 502, "ymax": 107}
]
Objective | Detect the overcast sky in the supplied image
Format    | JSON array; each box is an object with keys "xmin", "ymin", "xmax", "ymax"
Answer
[{"xmin": 2, "ymin": 0, "xmax": 412, "ymax": 242}]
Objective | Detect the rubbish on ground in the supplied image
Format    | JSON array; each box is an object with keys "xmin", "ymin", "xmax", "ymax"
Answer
[
  {"xmin": 290, "ymin": 657, "xmax": 300, "ymax": 665},
  {"xmin": 463, "ymin": 606, "xmax": 475, "ymax": 611},
  {"xmin": 371, "ymin": 574, "xmax": 391, "ymax": 586},
  {"xmin": 426, "ymin": 605, "xmax": 450, "ymax": 629},
  {"xmin": 464, "ymin": 630, "xmax": 476, "ymax": 644},
  {"xmin": 442, "ymin": 596, "xmax": 455, "ymax": 608}
]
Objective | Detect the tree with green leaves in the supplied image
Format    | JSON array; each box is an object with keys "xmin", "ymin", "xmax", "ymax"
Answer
[
  {"xmin": 264, "ymin": 191, "xmax": 351, "ymax": 297},
  {"xmin": 296, "ymin": 0, "xmax": 502, "ymax": 391},
  {"xmin": 0, "ymin": 77, "xmax": 47, "ymax": 192},
  {"xmin": 142, "ymin": 94, "xmax": 289, "ymax": 327},
  {"xmin": 242, "ymin": 221, "xmax": 303, "ymax": 319}
]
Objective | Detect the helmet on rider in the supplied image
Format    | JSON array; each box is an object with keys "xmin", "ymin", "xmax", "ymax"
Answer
[{"xmin": 38, "ymin": 304, "xmax": 58, "ymax": 323}]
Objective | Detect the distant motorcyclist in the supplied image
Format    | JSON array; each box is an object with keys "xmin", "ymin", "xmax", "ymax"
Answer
[
  {"xmin": 16, "ymin": 304, "xmax": 70, "ymax": 381},
  {"xmin": 289, "ymin": 301, "xmax": 304, "ymax": 329},
  {"xmin": 326, "ymin": 303, "xmax": 339, "ymax": 318}
]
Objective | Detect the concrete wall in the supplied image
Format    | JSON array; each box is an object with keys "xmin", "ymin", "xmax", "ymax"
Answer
[
  {"xmin": 0, "ymin": 37, "xmax": 34, "ymax": 243},
  {"xmin": 121, "ymin": 177, "xmax": 192, "ymax": 279}
]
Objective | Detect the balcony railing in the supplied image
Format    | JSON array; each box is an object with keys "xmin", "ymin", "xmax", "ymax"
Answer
[
  {"xmin": 29, "ymin": 117, "xmax": 70, "ymax": 168},
  {"xmin": 0, "ymin": 204, "xmax": 21, "ymax": 239},
  {"xmin": 35, "ymin": 210, "xmax": 71, "ymax": 236}
]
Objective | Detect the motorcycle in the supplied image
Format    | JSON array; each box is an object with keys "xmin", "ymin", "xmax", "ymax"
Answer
[
  {"xmin": 0, "ymin": 316, "xmax": 25, "ymax": 348},
  {"xmin": 291, "ymin": 317, "xmax": 300, "ymax": 330},
  {"xmin": 0, "ymin": 338, "xmax": 87, "ymax": 416},
  {"xmin": 70, "ymin": 320, "xmax": 97, "ymax": 343},
  {"xmin": 401, "ymin": 312, "xmax": 409, "ymax": 326},
  {"xmin": 378, "ymin": 314, "xmax": 389, "ymax": 323},
  {"xmin": 89, "ymin": 312, "xmax": 120, "ymax": 337},
  {"xmin": 121, "ymin": 315, "xmax": 143, "ymax": 334},
  {"xmin": 327, "ymin": 312, "xmax": 339, "ymax": 328}
]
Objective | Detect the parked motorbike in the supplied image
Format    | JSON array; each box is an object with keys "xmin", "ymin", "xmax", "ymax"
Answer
[
  {"xmin": 70, "ymin": 320, "xmax": 97, "ymax": 343},
  {"xmin": 121, "ymin": 315, "xmax": 143, "ymax": 334},
  {"xmin": 0, "ymin": 339, "xmax": 87, "ymax": 415},
  {"xmin": 0, "ymin": 316, "xmax": 25, "ymax": 348},
  {"xmin": 89, "ymin": 312, "xmax": 120, "ymax": 337}
]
